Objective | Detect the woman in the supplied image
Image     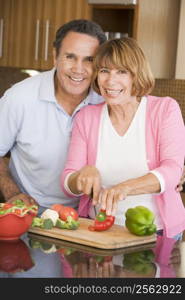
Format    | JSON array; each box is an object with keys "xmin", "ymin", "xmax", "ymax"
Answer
[{"xmin": 61, "ymin": 37, "xmax": 185, "ymax": 238}]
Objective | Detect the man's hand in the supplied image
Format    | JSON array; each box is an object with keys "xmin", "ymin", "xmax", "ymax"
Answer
[
  {"xmin": 176, "ymin": 166, "xmax": 185, "ymax": 192},
  {"xmin": 7, "ymin": 193, "xmax": 38, "ymax": 206}
]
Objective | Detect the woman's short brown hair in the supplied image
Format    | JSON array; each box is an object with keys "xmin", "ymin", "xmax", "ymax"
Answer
[{"xmin": 92, "ymin": 37, "xmax": 155, "ymax": 97}]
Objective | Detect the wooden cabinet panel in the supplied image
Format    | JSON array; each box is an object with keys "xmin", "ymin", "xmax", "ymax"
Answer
[
  {"xmin": 1, "ymin": 0, "xmax": 180, "ymax": 78},
  {"xmin": 7, "ymin": 0, "xmax": 43, "ymax": 69},
  {"xmin": 0, "ymin": 0, "xmax": 91, "ymax": 70},
  {"xmin": 137, "ymin": 0, "xmax": 180, "ymax": 79},
  {"xmin": 40, "ymin": 0, "xmax": 91, "ymax": 70},
  {"xmin": 0, "ymin": 0, "xmax": 11, "ymax": 66}
]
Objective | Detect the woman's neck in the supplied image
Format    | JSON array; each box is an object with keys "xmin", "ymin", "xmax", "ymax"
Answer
[
  {"xmin": 107, "ymin": 97, "xmax": 141, "ymax": 136},
  {"xmin": 108, "ymin": 97, "xmax": 140, "ymax": 121}
]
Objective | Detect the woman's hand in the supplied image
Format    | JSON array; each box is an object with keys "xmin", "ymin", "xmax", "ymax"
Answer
[
  {"xmin": 76, "ymin": 166, "xmax": 101, "ymax": 203},
  {"xmin": 98, "ymin": 183, "xmax": 129, "ymax": 216}
]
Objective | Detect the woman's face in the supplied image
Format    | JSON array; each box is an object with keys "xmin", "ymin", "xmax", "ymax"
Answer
[{"xmin": 97, "ymin": 67, "xmax": 134, "ymax": 105}]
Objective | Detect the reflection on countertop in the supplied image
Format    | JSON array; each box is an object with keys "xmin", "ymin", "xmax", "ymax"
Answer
[{"xmin": 0, "ymin": 233, "xmax": 183, "ymax": 278}]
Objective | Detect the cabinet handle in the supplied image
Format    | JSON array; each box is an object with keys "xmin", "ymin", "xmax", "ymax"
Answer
[
  {"xmin": 44, "ymin": 20, "xmax": 50, "ymax": 61},
  {"xmin": 0, "ymin": 19, "xmax": 4, "ymax": 58},
  {"xmin": 34, "ymin": 19, "xmax": 40, "ymax": 61}
]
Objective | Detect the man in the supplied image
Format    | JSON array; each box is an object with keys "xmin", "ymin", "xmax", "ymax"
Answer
[
  {"xmin": 0, "ymin": 19, "xmax": 184, "ymax": 212},
  {"xmin": 0, "ymin": 19, "xmax": 106, "ymax": 211}
]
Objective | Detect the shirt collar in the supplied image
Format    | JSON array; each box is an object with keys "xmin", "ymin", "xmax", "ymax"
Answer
[
  {"xmin": 38, "ymin": 69, "xmax": 102, "ymax": 115},
  {"xmin": 38, "ymin": 68, "xmax": 56, "ymax": 103}
]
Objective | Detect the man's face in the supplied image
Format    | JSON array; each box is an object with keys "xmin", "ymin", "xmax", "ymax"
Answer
[{"xmin": 53, "ymin": 31, "xmax": 100, "ymax": 100}]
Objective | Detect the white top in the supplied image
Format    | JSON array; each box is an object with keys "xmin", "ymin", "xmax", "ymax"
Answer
[
  {"xmin": 90, "ymin": 97, "xmax": 163, "ymax": 229},
  {"xmin": 0, "ymin": 68, "xmax": 103, "ymax": 208}
]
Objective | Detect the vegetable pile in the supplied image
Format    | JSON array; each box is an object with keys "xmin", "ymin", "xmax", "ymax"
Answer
[
  {"xmin": 0, "ymin": 200, "xmax": 38, "ymax": 217},
  {"xmin": 125, "ymin": 206, "xmax": 157, "ymax": 236},
  {"xmin": 31, "ymin": 204, "xmax": 79, "ymax": 230},
  {"xmin": 88, "ymin": 209, "xmax": 115, "ymax": 232}
]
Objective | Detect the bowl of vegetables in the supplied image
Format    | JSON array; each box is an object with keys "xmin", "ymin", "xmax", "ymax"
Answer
[{"xmin": 0, "ymin": 200, "xmax": 38, "ymax": 241}]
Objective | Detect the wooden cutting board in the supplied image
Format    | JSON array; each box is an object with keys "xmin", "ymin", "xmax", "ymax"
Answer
[{"xmin": 29, "ymin": 217, "xmax": 156, "ymax": 249}]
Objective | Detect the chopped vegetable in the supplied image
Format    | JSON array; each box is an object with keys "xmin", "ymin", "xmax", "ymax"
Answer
[
  {"xmin": 31, "ymin": 210, "xmax": 79, "ymax": 231},
  {"xmin": 58, "ymin": 206, "xmax": 78, "ymax": 221},
  {"xmin": 12, "ymin": 199, "xmax": 26, "ymax": 208},
  {"xmin": 0, "ymin": 200, "xmax": 38, "ymax": 217},
  {"xmin": 40, "ymin": 209, "xmax": 59, "ymax": 226},
  {"xmin": 43, "ymin": 219, "xmax": 54, "ymax": 229},
  {"xmin": 51, "ymin": 204, "xmax": 64, "ymax": 213},
  {"xmin": 56, "ymin": 218, "xmax": 67, "ymax": 229},
  {"xmin": 88, "ymin": 209, "xmax": 115, "ymax": 231},
  {"xmin": 56, "ymin": 216, "xmax": 79, "ymax": 230},
  {"xmin": 125, "ymin": 206, "xmax": 157, "ymax": 236},
  {"xmin": 31, "ymin": 217, "xmax": 54, "ymax": 229},
  {"xmin": 51, "ymin": 203, "xmax": 78, "ymax": 221},
  {"xmin": 32, "ymin": 217, "xmax": 44, "ymax": 228}
]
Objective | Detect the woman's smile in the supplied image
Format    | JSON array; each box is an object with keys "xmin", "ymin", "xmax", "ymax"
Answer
[{"xmin": 104, "ymin": 88, "xmax": 123, "ymax": 97}]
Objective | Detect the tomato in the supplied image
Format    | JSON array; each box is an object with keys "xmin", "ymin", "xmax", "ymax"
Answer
[
  {"xmin": 3, "ymin": 203, "xmax": 13, "ymax": 210},
  {"xmin": 51, "ymin": 204, "xmax": 64, "ymax": 213},
  {"xmin": 51, "ymin": 204, "xmax": 78, "ymax": 221},
  {"xmin": 59, "ymin": 206, "xmax": 78, "ymax": 221},
  {"xmin": 14, "ymin": 209, "xmax": 22, "ymax": 215}
]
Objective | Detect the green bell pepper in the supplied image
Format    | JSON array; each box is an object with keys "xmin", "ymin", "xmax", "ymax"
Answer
[
  {"xmin": 124, "ymin": 250, "xmax": 155, "ymax": 275},
  {"xmin": 125, "ymin": 205, "xmax": 157, "ymax": 236}
]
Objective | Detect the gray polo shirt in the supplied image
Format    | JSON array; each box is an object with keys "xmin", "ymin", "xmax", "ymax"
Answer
[{"xmin": 0, "ymin": 68, "xmax": 103, "ymax": 208}]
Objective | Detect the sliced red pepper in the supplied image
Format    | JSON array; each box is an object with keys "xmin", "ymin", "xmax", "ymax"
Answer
[{"xmin": 88, "ymin": 209, "xmax": 115, "ymax": 232}]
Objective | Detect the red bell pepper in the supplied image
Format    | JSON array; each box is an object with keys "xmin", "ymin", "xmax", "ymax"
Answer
[{"xmin": 88, "ymin": 209, "xmax": 115, "ymax": 231}]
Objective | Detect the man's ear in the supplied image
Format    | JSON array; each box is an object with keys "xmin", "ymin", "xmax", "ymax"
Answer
[{"xmin": 53, "ymin": 48, "xmax": 57, "ymax": 66}]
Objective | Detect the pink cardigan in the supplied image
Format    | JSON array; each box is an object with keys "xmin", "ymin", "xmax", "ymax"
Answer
[{"xmin": 61, "ymin": 96, "xmax": 185, "ymax": 238}]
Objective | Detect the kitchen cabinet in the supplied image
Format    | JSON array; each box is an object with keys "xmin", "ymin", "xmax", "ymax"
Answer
[
  {"xmin": 0, "ymin": 0, "xmax": 181, "ymax": 77},
  {"xmin": 0, "ymin": 0, "xmax": 91, "ymax": 70},
  {"xmin": 0, "ymin": 0, "xmax": 11, "ymax": 66},
  {"xmin": 39, "ymin": 0, "xmax": 91, "ymax": 70},
  {"xmin": 8, "ymin": 0, "xmax": 43, "ymax": 70},
  {"xmin": 89, "ymin": 0, "xmax": 180, "ymax": 79},
  {"xmin": 137, "ymin": 0, "xmax": 180, "ymax": 79},
  {"xmin": 89, "ymin": 3, "xmax": 138, "ymax": 39},
  {"xmin": 175, "ymin": 0, "xmax": 185, "ymax": 79}
]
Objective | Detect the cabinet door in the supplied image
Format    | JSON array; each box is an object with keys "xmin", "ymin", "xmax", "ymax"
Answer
[
  {"xmin": 40, "ymin": 0, "xmax": 91, "ymax": 70},
  {"xmin": 0, "ymin": 0, "xmax": 11, "ymax": 66},
  {"xmin": 137, "ymin": 0, "xmax": 180, "ymax": 79},
  {"xmin": 8, "ymin": 0, "xmax": 44, "ymax": 69}
]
